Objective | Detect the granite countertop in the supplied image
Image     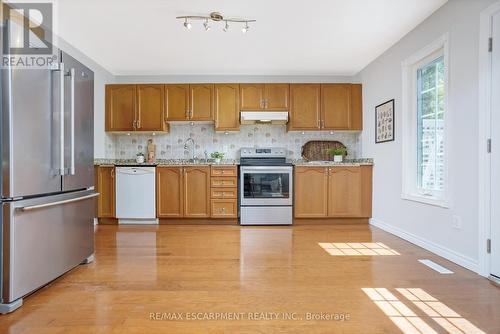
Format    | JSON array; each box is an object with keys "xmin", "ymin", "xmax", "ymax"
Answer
[
  {"xmin": 94, "ymin": 159, "xmax": 239, "ymax": 166},
  {"xmin": 291, "ymin": 158, "xmax": 374, "ymax": 166},
  {"xmin": 95, "ymin": 158, "xmax": 373, "ymax": 167}
]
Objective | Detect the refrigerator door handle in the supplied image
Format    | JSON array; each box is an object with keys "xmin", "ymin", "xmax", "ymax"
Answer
[
  {"xmin": 16, "ymin": 192, "xmax": 99, "ymax": 212},
  {"xmin": 52, "ymin": 63, "xmax": 65, "ymax": 175},
  {"xmin": 67, "ymin": 67, "xmax": 76, "ymax": 175}
]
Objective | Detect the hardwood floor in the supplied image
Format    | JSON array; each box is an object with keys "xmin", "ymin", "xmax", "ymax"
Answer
[{"xmin": 1, "ymin": 224, "xmax": 499, "ymax": 333}]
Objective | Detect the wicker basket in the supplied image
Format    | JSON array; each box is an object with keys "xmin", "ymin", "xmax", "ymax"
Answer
[{"xmin": 301, "ymin": 140, "xmax": 347, "ymax": 161}]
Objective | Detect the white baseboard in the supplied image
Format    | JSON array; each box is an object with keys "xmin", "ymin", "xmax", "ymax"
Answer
[{"xmin": 370, "ymin": 218, "xmax": 479, "ymax": 273}]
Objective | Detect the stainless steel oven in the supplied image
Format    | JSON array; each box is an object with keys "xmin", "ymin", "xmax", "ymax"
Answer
[
  {"xmin": 239, "ymin": 148, "xmax": 293, "ymax": 225},
  {"xmin": 240, "ymin": 166, "xmax": 293, "ymax": 206}
]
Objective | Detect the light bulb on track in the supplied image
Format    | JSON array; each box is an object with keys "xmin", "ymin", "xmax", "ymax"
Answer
[
  {"xmin": 204, "ymin": 19, "xmax": 211, "ymax": 31},
  {"xmin": 242, "ymin": 22, "xmax": 249, "ymax": 33}
]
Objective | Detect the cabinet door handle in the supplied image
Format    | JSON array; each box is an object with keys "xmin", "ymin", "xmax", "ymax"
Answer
[
  {"xmin": 137, "ymin": 119, "xmax": 141, "ymax": 129},
  {"xmin": 111, "ymin": 168, "xmax": 115, "ymax": 178}
]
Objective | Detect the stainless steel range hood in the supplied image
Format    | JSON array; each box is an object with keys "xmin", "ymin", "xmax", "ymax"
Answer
[{"xmin": 240, "ymin": 112, "xmax": 289, "ymax": 125}]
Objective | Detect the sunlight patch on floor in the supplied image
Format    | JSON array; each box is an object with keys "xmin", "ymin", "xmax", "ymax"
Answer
[
  {"xmin": 319, "ymin": 242, "xmax": 400, "ymax": 256},
  {"xmin": 362, "ymin": 288, "xmax": 485, "ymax": 334}
]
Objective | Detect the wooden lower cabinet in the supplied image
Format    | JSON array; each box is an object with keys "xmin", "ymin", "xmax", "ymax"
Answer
[
  {"xmin": 211, "ymin": 187, "xmax": 237, "ymax": 199},
  {"xmin": 211, "ymin": 177, "xmax": 237, "ymax": 188},
  {"xmin": 183, "ymin": 167, "xmax": 211, "ymax": 217},
  {"xmin": 210, "ymin": 166, "xmax": 238, "ymax": 219},
  {"xmin": 294, "ymin": 165, "xmax": 372, "ymax": 219},
  {"xmin": 157, "ymin": 166, "xmax": 210, "ymax": 218},
  {"xmin": 95, "ymin": 166, "xmax": 116, "ymax": 218},
  {"xmin": 294, "ymin": 167, "xmax": 328, "ymax": 218},
  {"xmin": 211, "ymin": 199, "xmax": 238, "ymax": 218},
  {"xmin": 157, "ymin": 167, "xmax": 184, "ymax": 218},
  {"xmin": 328, "ymin": 167, "xmax": 362, "ymax": 217}
]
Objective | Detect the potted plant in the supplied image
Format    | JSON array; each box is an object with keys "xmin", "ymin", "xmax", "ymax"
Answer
[
  {"xmin": 136, "ymin": 152, "xmax": 145, "ymax": 164},
  {"xmin": 327, "ymin": 147, "xmax": 347, "ymax": 162},
  {"xmin": 211, "ymin": 151, "xmax": 225, "ymax": 164}
]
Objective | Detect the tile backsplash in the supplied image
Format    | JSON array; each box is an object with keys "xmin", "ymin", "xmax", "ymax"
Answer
[{"xmin": 105, "ymin": 123, "xmax": 361, "ymax": 160}]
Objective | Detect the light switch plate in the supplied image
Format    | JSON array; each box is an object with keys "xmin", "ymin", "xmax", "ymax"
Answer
[{"xmin": 452, "ymin": 215, "xmax": 462, "ymax": 230}]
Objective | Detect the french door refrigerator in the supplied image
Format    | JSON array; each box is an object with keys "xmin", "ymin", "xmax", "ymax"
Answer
[{"xmin": 0, "ymin": 46, "xmax": 97, "ymax": 313}]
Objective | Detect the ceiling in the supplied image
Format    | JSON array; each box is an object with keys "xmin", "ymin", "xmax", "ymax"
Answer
[{"xmin": 56, "ymin": 0, "xmax": 447, "ymax": 76}]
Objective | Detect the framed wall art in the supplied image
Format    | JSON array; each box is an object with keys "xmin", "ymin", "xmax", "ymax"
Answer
[{"xmin": 375, "ymin": 99, "xmax": 395, "ymax": 143}]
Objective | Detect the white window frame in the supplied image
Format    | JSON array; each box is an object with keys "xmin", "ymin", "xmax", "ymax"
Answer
[{"xmin": 401, "ymin": 33, "xmax": 450, "ymax": 208}]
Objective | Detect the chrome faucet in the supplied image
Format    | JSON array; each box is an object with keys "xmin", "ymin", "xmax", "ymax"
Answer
[{"xmin": 184, "ymin": 138, "xmax": 196, "ymax": 161}]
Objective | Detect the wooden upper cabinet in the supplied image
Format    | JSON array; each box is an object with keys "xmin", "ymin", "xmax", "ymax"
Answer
[
  {"xmin": 165, "ymin": 84, "xmax": 189, "ymax": 121},
  {"xmin": 327, "ymin": 167, "xmax": 362, "ymax": 217},
  {"xmin": 136, "ymin": 84, "xmax": 166, "ymax": 131},
  {"xmin": 190, "ymin": 84, "xmax": 214, "ymax": 121},
  {"xmin": 157, "ymin": 167, "xmax": 183, "ymax": 218},
  {"xmin": 96, "ymin": 166, "xmax": 115, "ymax": 218},
  {"xmin": 240, "ymin": 84, "xmax": 264, "ymax": 110},
  {"xmin": 294, "ymin": 167, "xmax": 328, "ymax": 218},
  {"xmin": 106, "ymin": 84, "xmax": 167, "ymax": 132},
  {"xmin": 105, "ymin": 85, "xmax": 136, "ymax": 131},
  {"xmin": 289, "ymin": 84, "xmax": 321, "ymax": 130},
  {"xmin": 350, "ymin": 84, "xmax": 363, "ymax": 130},
  {"xmin": 321, "ymin": 84, "xmax": 351, "ymax": 130},
  {"xmin": 265, "ymin": 84, "xmax": 289, "ymax": 110},
  {"xmin": 183, "ymin": 167, "xmax": 210, "ymax": 218},
  {"xmin": 214, "ymin": 84, "xmax": 240, "ymax": 131},
  {"xmin": 240, "ymin": 84, "xmax": 289, "ymax": 110}
]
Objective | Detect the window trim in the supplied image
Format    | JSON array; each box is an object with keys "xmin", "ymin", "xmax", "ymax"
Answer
[{"xmin": 401, "ymin": 33, "xmax": 450, "ymax": 208}]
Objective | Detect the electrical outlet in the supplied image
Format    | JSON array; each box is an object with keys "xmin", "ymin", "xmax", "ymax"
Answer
[{"xmin": 452, "ymin": 215, "xmax": 462, "ymax": 230}]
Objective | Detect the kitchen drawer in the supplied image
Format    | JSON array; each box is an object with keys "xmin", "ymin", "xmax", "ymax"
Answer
[
  {"xmin": 211, "ymin": 177, "xmax": 237, "ymax": 188},
  {"xmin": 211, "ymin": 166, "xmax": 237, "ymax": 177},
  {"xmin": 211, "ymin": 199, "xmax": 237, "ymax": 218},
  {"xmin": 211, "ymin": 187, "xmax": 237, "ymax": 199}
]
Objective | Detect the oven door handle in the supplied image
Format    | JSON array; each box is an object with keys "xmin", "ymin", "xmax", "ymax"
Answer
[{"xmin": 240, "ymin": 166, "xmax": 293, "ymax": 172}]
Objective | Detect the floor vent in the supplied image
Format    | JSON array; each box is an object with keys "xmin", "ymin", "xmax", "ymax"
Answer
[{"xmin": 418, "ymin": 259, "xmax": 454, "ymax": 274}]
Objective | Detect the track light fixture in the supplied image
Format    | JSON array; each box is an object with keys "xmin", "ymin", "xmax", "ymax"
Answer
[{"xmin": 176, "ymin": 11, "xmax": 255, "ymax": 33}]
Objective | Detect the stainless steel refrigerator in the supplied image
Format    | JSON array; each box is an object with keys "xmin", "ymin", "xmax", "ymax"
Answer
[{"xmin": 0, "ymin": 45, "xmax": 97, "ymax": 312}]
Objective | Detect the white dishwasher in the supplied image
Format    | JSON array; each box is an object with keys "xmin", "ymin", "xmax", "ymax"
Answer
[{"xmin": 115, "ymin": 166, "xmax": 157, "ymax": 224}]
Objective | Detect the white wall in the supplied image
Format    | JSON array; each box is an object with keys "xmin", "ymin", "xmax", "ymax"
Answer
[{"xmin": 358, "ymin": 0, "xmax": 496, "ymax": 272}]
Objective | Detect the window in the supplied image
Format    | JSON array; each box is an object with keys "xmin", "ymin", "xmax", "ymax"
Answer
[
  {"xmin": 402, "ymin": 35, "xmax": 449, "ymax": 207},
  {"xmin": 417, "ymin": 56, "xmax": 445, "ymax": 194}
]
